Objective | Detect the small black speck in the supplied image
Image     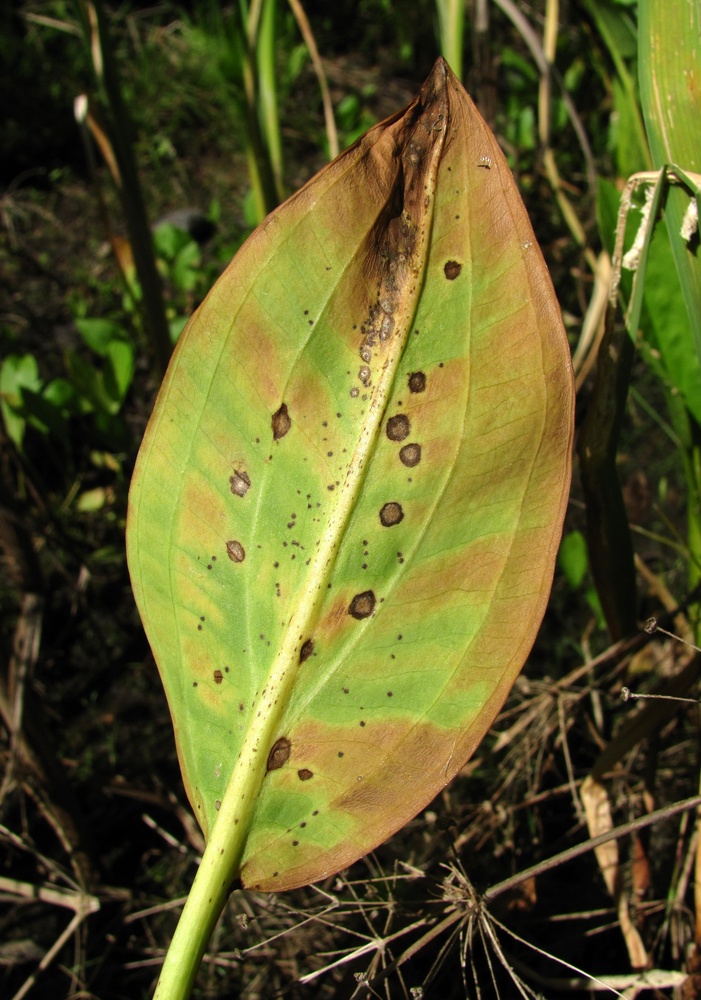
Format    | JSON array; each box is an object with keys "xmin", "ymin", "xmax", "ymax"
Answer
[
  {"xmin": 359, "ymin": 720, "xmax": 366, "ymax": 727},
  {"xmin": 193, "ymin": 681, "xmax": 198, "ymax": 687},
  {"xmin": 387, "ymin": 691, "xmax": 393, "ymax": 697},
  {"xmin": 338, "ymin": 751, "xmax": 344, "ymax": 758}
]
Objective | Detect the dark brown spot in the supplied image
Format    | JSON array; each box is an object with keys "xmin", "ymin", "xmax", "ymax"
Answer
[
  {"xmin": 444, "ymin": 260, "xmax": 462, "ymax": 280},
  {"xmin": 292, "ymin": 840, "xmax": 299, "ymax": 846},
  {"xmin": 272, "ymin": 403, "xmax": 291, "ymax": 440},
  {"xmin": 226, "ymin": 540, "xmax": 245, "ymax": 563},
  {"xmin": 266, "ymin": 736, "xmax": 291, "ymax": 772},
  {"xmin": 386, "ymin": 414, "xmax": 410, "ymax": 441},
  {"xmin": 408, "ymin": 371, "xmax": 426, "ymax": 393},
  {"xmin": 399, "ymin": 443, "xmax": 422, "ymax": 467},
  {"xmin": 348, "ymin": 590, "xmax": 376, "ymax": 619},
  {"xmin": 380, "ymin": 502, "xmax": 404, "ymax": 527},
  {"xmin": 230, "ymin": 469, "xmax": 251, "ymax": 497},
  {"xmin": 300, "ymin": 639, "xmax": 314, "ymax": 663},
  {"xmin": 298, "ymin": 769, "xmax": 314, "ymax": 781},
  {"xmin": 213, "ymin": 669, "xmax": 223, "ymax": 684}
]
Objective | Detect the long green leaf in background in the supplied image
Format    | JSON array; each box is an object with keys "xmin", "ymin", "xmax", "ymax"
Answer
[
  {"xmin": 639, "ymin": 0, "xmax": 701, "ymax": 366},
  {"xmin": 637, "ymin": 0, "xmax": 701, "ymax": 606},
  {"xmin": 127, "ymin": 58, "xmax": 574, "ymax": 996}
]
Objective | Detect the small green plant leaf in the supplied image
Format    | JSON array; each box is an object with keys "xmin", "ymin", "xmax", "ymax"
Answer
[
  {"xmin": 128, "ymin": 56, "xmax": 573, "ymax": 943},
  {"xmin": 103, "ymin": 338, "xmax": 135, "ymax": 408},
  {"xmin": 559, "ymin": 530, "xmax": 588, "ymax": 589},
  {"xmin": 0, "ymin": 353, "xmax": 41, "ymax": 448},
  {"xmin": 75, "ymin": 317, "xmax": 129, "ymax": 356}
]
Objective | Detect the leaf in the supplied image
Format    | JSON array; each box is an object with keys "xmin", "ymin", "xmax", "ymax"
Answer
[
  {"xmin": 0, "ymin": 353, "xmax": 41, "ymax": 448},
  {"xmin": 558, "ymin": 530, "xmax": 588, "ymax": 589},
  {"xmin": 581, "ymin": 775, "xmax": 648, "ymax": 970},
  {"xmin": 598, "ymin": 178, "xmax": 701, "ymax": 430},
  {"xmin": 639, "ymin": 0, "xmax": 701, "ymax": 366},
  {"xmin": 75, "ymin": 317, "xmax": 129, "ymax": 356},
  {"xmin": 127, "ymin": 57, "xmax": 573, "ymax": 914}
]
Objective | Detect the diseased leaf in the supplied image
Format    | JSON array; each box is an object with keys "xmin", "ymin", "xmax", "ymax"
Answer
[{"xmin": 127, "ymin": 58, "xmax": 574, "ymax": 899}]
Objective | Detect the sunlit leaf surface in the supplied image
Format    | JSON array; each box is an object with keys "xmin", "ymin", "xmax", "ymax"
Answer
[{"xmin": 127, "ymin": 58, "xmax": 574, "ymax": 892}]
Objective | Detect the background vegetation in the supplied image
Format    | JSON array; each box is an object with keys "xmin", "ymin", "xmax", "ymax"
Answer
[{"xmin": 1, "ymin": 0, "xmax": 700, "ymax": 997}]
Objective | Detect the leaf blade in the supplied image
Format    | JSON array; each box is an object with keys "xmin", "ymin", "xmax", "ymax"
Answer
[{"xmin": 127, "ymin": 58, "xmax": 574, "ymax": 902}]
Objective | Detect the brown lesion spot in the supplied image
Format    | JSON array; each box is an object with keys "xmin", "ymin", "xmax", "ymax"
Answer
[
  {"xmin": 297, "ymin": 769, "xmax": 314, "ymax": 781},
  {"xmin": 348, "ymin": 591, "xmax": 376, "ymax": 619},
  {"xmin": 300, "ymin": 639, "xmax": 314, "ymax": 663},
  {"xmin": 272, "ymin": 403, "xmax": 291, "ymax": 440},
  {"xmin": 386, "ymin": 414, "xmax": 410, "ymax": 441},
  {"xmin": 226, "ymin": 540, "xmax": 245, "ymax": 563},
  {"xmin": 230, "ymin": 469, "xmax": 251, "ymax": 497},
  {"xmin": 408, "ymin": 371, "xmax": 426, "ymax": 393},
  {"xmin": 213, "ymin": 669, "xmax": 223, "ymax": 684},
  {"xmin": 444, "ymin": 260, "xmax": 462, "ymax": 280},
  {"xmin": 399, "ymin": 443, "xmax": 422, "ymax": 467},
  {"xmin": 266, "ymin": 737, "xmax": 291, "ymax": 772},
  {"xmin": 379, "ymin": 502, "xmax": 404, "ymax": 527}
]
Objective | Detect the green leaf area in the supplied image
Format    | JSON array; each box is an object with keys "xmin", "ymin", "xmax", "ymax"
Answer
[{"xmin": 127, "ymin": 59, "xmax": 574, "ymax": 894}]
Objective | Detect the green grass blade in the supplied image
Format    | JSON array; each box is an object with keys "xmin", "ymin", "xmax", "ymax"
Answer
[
  {"xmin": 638, "ymin": 0, "xmax": 701, "ymax": 366},
  {"xmin": 127, "ymin": 58, "xmax": 574, "ymax": 997},
  {"xmin": 256, "ymin": 0, "xmax": 285, "ymax": 203},
  {"xmin": 582, "ymin": 0, "xmax": 651, "ymax": 176},
  {"xmin": 435, "ymin": 0, "xmax": 464, "ymax": 78}
]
